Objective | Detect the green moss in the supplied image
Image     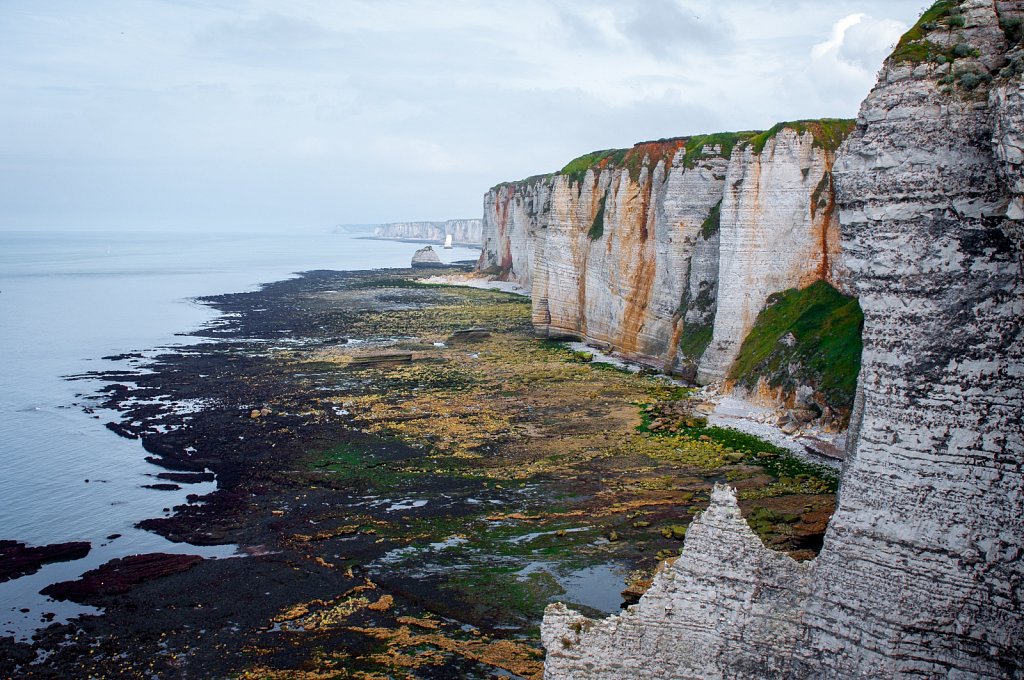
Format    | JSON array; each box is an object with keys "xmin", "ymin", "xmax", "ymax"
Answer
[
  {"xmin": 701, "ymin": 200, "xmax": 722, "ymax": 239},
  {"xmin": 678, "ymin": 323, "xmax": 713, "ymax": 360},
  {"xmin": 639, "ymin": 407, "xmax": 839, "ymax": 492},
  {"xmin": 748, "ymin": 119, "xmax": 856, "ymax": 155},
  {"xmin": 811, "ymin": 172, "xmax": 833, "ymax": 213},
  {"xmin": 309, "ymin": 443, "xmax": 408, "ymax": 490},
  {"xmin": 728, "ymin": 280, "xmax": 863, "ymax": 414},
  {"xmin": 589, "ymin": 196, "xmax": 606, "ymax": 240}
]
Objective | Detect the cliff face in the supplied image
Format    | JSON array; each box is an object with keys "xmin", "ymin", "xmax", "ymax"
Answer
[
  {"xmin": 543, "ymin": 485, "xmax": 810, "ymax": 679},
  {"xmin": 480, "ymin": 123, "xmax": 852, "ymax": 401},
  {"xmin": 542, "ymin": 1, "xmax": 1024, "ymax": 677},
  {"xmin": 796, "ymin": 0, "xmax": 1024, "ymax": 674},
  {"xmin": 373, "ymin": 219, "xmax": 483, "ymax": 246}
]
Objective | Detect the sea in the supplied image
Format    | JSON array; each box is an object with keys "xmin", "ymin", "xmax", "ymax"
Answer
[{"xmin": 0, "ymin": 228, "xmax": 480, "ymax": 641}]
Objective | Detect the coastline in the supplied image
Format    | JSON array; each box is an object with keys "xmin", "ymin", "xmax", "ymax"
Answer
[{"xmin": 4, "ymin": 266, "xmax": 839, "ymax": 678}]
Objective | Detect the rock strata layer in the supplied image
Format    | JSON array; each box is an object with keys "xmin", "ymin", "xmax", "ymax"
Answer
[
  {"xmin": 541, "ymin": 1, "xmax": 1024, "ymax": 677},
  {"xmin": 374, "ymin": 219, "xmax": 483, "ymax": 246},
  {"xmin": 478, "ymin": 122, "xmax": 852, "ymax": 411}
]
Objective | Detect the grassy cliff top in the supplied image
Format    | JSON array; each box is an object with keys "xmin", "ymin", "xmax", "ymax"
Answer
[
  {"xmin": 489, "ymin": 119, "xmax": 855, "ymax": 193},
  {"xmin": 890, "ymin": 0, "xmax": 964, "ymax": 63}
]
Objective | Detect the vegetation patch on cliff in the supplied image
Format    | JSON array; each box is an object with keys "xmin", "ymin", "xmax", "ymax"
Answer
[
  {"xmin": 889, "ymin": 1, "xmax": 980, "ymax": 64},
  {"xmin": 681, "ymin": 132, "xmax": 759, "ymax": 168},
  {"xmin": 747, "ymin": 119, "xmax": 856, "ymax": 155},
  {"xmin": 560, "ymin": 140, "xmax": 687, "ymax": 185},
  {"xmin": 589, "ymin": 195, "xmax": 606, "ymax": 240},
  {"xmin": 701, "ymin": 200, "xmax": 722, "ymax": 239},
  {"xmin": 728, "ymin": 280, "xmax": 863, "ymax": 420}
]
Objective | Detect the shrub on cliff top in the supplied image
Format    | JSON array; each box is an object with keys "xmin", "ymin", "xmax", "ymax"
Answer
[
  {"xmin": 729, "ymin": 280, "xmax": 863, "ymax": 418},
  {"xmin": 682, "ymin": 131, "xmax": 759, "ymax": 168}
]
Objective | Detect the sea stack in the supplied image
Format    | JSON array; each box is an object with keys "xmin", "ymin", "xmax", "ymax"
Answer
[{"xmin": 411, "ymin": 245, "xmax": 444, "ymax": 268}]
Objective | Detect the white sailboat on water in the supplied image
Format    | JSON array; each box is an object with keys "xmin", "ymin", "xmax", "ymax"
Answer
[{"xmin": 443, "ymin": 233, "xmax": 453, "ymax": 249}]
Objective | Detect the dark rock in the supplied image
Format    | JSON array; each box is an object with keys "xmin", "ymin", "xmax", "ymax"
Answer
[
  {"xmin": 142, "ymin": 483, "xmax": 182, "ymax": 491},
  {"xmin": 447, "ymin": 328, "xmax": 492, "ymax": 343},
  {"xmin": 104, "ymin": 421, "xmax": 139, "ymax": 439},
  {"xmin": 156, "ymin": 472, "xmax": 215, "ymax": 484},
  {"xmin": 40, "ymin": 553, "xmax": 203, "ymax": 602},
  {"xmin": 0, "ymin": 540, "xmax": 91, "ymax": 583}
]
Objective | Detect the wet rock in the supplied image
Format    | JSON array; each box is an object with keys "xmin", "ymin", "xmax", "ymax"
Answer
[
  {"xmin": 349, "ymin": 351, "xmax": 415, "ymax": 365},
  {"xmin": 142, "ymin": 483, "xmax": 182, "ymax": 491},
  {"xmin": 40, "ymin": 553, "xmax": 203, "ymax": 602},
  {"xmin": 0, "ymin": 540, "xmax": 91, "ymax": 583},
  {"xmin": 156, "ymin": 471, "xmax": 215, "ymax": 484}
]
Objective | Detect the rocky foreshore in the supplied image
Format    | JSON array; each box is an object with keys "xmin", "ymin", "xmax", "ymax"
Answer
[{"xmin": 2, "ymin": 267, "xmax": 840, "ymax": 678}]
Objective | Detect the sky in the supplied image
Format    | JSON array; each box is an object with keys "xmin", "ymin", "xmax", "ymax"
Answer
[{"xmin": 0, "ymin": 0, "xmax": 928, "ymax": 232}]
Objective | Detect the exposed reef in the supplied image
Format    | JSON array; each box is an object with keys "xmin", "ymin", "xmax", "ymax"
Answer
[
  {"xmin": 7, "ymin": 268, "xmax": 838, "ymax": 678},
  {"xmin": 541, "ymin": 1, "xmax": 1024, "ymax": 677},
  {"xmin": 0, "ymin": 541, "xmax": 91, "ymax": 583}
]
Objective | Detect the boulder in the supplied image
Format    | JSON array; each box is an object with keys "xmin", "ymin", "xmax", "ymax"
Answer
[{"xmin": 411, "ymin": 246, "xmax": 444, "ymax": 269}]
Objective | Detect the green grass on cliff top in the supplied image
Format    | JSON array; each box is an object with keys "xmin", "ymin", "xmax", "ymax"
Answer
[
  {"xmin": 890, "ymin": 0, "xmax": 961, "ymax": 63},
  {"xmin": 490, "ymin": 119, "xmax": 855, "ymax": 192},
  {"xmin": 729, "ymin": 280, "xmax": 863, "ymax": 413},
  {"xmin": 748, "ymin": 119, "xmax": 856, "ymax": 154}
]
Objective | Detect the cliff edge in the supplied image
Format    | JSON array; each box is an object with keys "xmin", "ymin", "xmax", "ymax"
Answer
[{"xmin": 541, "ymin": 1, "xmax": 1024, "ymax": 677}]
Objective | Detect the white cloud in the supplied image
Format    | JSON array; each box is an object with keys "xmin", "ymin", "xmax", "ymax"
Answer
[
  {"xmin": 807, "ymin": 13, "xmax": 909, "ymax": 102},
  {"xmin": 0, "ymin": 0, "xmax": 924, "ymax": 229}
]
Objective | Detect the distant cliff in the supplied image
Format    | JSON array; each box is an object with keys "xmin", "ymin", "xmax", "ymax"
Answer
[
  {"xmin": 542, "ymin": 0, "xmax": 1024, "ymax": 677},
  {"xmin": 374, "ymin": 219, "xmax": 483, "ymax": 246},
  {"xmin": 479, "ymin": 121, "xmax": 858, "ymax": 425}
]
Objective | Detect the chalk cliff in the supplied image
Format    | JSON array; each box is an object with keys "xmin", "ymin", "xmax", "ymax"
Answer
[
  {"xmin": 374, "ymin": 219, "xmax": 483, "ymax": 246},
  {"xmin": 542, "ymin": 1, "xmax": 1024, "ymax": 677},
  {"xmin": 479, "ymin": 123, "xmax": 854, "ymax": 417}
]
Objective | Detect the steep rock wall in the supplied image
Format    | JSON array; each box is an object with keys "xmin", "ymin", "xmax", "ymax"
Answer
[
  {"xmin": 696, "ymin": 131, "xmax": 843, "ymax": 383},
  {"xmin": 374, "ymin": 219, "xmax": 483, "ymax": 246},
  {"xmin": 542, "ymin": 1, "xmax": 1024, "ymax": 677},
  {"xmin": 796, "ymin": 0, "xmax": 1024, "ymax": 675},
  {"xmin": 543, "ymin": 486, "xmax": 809, "ymax": 680},
  {"xmin": 480, "ymin": 126, "xmax": 848, "ymax": 379}
]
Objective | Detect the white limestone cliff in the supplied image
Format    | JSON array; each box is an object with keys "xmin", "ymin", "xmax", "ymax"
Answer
[
  {"xmin": 478, "ymin": 126, "xmax": 847, "ymax": 385},
  {"xmin": 697, "ymin": 130, "xmax": 842, "ymax": 384},
  {"xmin": 541, "ymin": 1, "xmax": 1024, "ymax": 677},
  {"xmin": 542, "ymin": 485, "xmax": 809, "ymax": 680},
  {"xmin": 374, "ymin": 219, "xmax": 483, "ymax": 246}
]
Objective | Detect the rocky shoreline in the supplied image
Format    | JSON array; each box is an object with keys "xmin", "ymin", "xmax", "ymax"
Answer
[{"xmin": 2, "ymin": 267, "xmax": 840, "ymax": 678}]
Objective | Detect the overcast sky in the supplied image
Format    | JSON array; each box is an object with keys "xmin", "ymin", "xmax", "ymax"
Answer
[{"xmin": 0, "ymin": 0, "xmax": 927, "ymax": 232}]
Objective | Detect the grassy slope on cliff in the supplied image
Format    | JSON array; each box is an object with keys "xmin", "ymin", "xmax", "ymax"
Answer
[{"xmin": 728, "ymin": 281, "xmax": 863, "ymax": 417}]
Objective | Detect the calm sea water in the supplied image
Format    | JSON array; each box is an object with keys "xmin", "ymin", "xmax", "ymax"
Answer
[{"xmin": 0, "ymin": 229, "xmax": 478, "ymax": 640}]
